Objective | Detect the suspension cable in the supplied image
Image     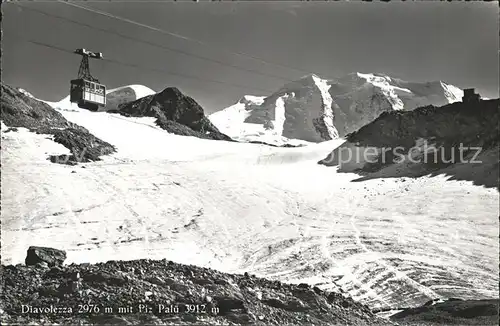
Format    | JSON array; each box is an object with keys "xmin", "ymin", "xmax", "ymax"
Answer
[
  {"xmin": 14, "ymin": 3, "xmax": 295, "ymax": 83},
  {"xmin": 58, "ymin": 0, "xmax": 320, "ymax": 76},
  {"xmin": 17, "ymin": 36, "xmax": 275, "ymax": 93}
]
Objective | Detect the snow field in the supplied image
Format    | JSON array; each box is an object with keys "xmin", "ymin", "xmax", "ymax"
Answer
[{"xmin": 2, "ymin": 103, "xmax": 497, "ymax": 310}]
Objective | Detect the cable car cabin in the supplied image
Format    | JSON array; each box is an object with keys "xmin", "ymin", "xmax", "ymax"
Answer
[{"xmin": 70, "ymin": 79, "xmax": 106, "ymax": 111}]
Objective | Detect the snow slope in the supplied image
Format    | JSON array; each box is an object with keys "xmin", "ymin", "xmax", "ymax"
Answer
[
  {"xmin": 209, "ymin": 95, "xmax": 265, "ymax": 139},
  {"xmin": 209, "ymin": 94, "xmax": 313, "ymax": 147},
  {"xmin": 2, "ymin": 98, "xmax": 497, "ymax": 311},
  {"xmin": 210, "ymin": 72, "xmax": 464, "ymax": 143}
]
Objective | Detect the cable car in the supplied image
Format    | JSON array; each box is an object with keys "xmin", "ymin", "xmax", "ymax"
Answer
[
  {"xmin": 70, "ymin": 48, "xmax": 106, "ymax": 111},
  {"xmin": 70, "ymin": 79, "xmax": 106, "ymax": 111}
]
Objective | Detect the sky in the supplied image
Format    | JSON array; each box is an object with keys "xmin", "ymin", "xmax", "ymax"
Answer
[{"xmin": 3, "ymin": 1, "xmax": 498, "ymax": 114}]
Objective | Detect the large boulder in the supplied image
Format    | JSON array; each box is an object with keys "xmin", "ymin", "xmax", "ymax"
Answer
[{"xmin": 25, "ymin": 246, "xmax": 67, "ymax": 267}]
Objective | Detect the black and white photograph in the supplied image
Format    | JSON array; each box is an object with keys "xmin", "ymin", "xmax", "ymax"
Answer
[{"xmin": 1, "ymin": 0, "xmax": 499, "ymax": 325}]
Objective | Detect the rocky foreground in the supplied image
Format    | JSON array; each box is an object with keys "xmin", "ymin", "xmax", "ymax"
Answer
[
  {"xmin": 1, "ymin": 247, "xmax": 389, "ymax": 326},
  {"xmin": 390, "ymin": 298, "xmax": 499, "ymax": 326},
  {"xmin": 2, "ymin": 247, "xmax": 498, "ymax": 326}
]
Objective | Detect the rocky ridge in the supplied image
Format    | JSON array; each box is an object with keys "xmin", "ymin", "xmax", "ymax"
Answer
[
  {"xmin": 3, "ymin": 247, "xmax": 497, "ymax": 325},
  {"xmin": 319, "ymin": 98, "xmax": 500, "ymax": 189},
  {"xmin": 117, "ymin": 87, "xmax": 233, "ymax": 142}
]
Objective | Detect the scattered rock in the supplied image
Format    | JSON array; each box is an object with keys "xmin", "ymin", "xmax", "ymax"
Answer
[
  {"xmin": 193, "ymin": 278, "xmax": 213, "ymax": 286},
  {"xmin": 263, "ymin": 298, "xmax": 287, "ymax": 309},
  {"xmin": 287, "ymin": 298, "xmax": 308, "ymax": 312},
  {"xmin": 70, "ymin": 271, "xmax": 81, "ymax": 281},
  {"xmin": 92, "ymin": 315, "xmax": 132, "ymax": 325},
  {"xmin": 327, "ymin": 292, "xmax": 342, "ymax": 303},
  {"xmin": 145, "ymin": 275, "xmax": 166, "ymax": 286},
  {"xmin": 35, "ymin": 262, "xmax": 49, "ymax": 269},
  {"xmin": 180, "ymin": 313, "xmax": 197, "ymax": 322},
  {"xmin": 82, "ymin": 271, "xmax": 127, "ymax": 285},
  {"xmin": 47, "ymin": 266, "xmax": 63, "ymax": 276},
  {"xmin": 169, "ymin": 282, "xmax": 189, "ymax": 293},
  {"xmin": 38, "ymin": 284, "xmax": 59, "ymax": 297},
  {"xmin": 225, "ymin": 311, "xmax": 253, "ymax": 324},
  {"xmin": 391, "ymin": 298, "xmax": 499, "ymax": 325},
  {"xmin": 214, "ymin": 278, "xmax": 231, "ymax": 286},
  {"xmin": 214, "ymin": 296, "xmax": 247, "ymax": 315}
]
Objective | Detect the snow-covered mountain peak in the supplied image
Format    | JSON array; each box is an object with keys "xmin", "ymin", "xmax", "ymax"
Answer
[
  {"xmin": 211, "ymin": 72, "xmax": 465, "ymax": 144},
  {"xmin": 350, "ymin": 72, "xmax": 404, "ymax": 89},
  {"xmin": 210, "ymin": 73, "xmax": 339, "ymax": 145},
  {"xmin": 272, "ymin": 74, "xmax": 333, "ymax": 105},
  {"xmin": 439, "ymin": 81, "xmax": 464, "ymax": 102}
]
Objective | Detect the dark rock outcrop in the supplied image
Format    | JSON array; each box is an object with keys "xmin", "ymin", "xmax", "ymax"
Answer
[
  {"xmin": 319, "ymin": 99, "xmax": 500, "ymax": 189},
  {"xmin": 1, "ymin": 84, "xmax": 73, "ymax": 131},
  {"xmin": 47, "ymin": 128, "xmax": 115, "ymax": 164},
  {"xmin": 118, "ymin": 87, "xmax": 233, "ymax": 141},
  {"xmin": 1, "ymin": 255, "xmax": 391, "ymax": 326},
  {"xmin": 1, "ymin": 84, "xmax": 115, "ymax": 164},
  {"xmin": 25, "ymin": 246, "xmax": 67, "ymax": 267},
  {"xmin": 390, "ymin": 298, "xmax": 499, "ymax": 325},
  {"xmin": 346, "ymin": 99, "xmax": 499, "ymax": 151}
]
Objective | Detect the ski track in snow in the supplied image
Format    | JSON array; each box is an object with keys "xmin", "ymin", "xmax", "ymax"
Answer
[{"xmin": 1, "ymin": 103, "xmax": 498, "ymax": 310}]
